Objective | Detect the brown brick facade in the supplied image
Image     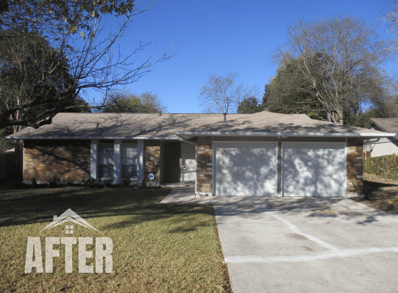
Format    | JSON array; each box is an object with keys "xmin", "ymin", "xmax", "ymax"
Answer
[
  {"xmin": 144, "ymin": 141, "xmax": 161, "ymax": 183},
  {"xmin": 347, "ymin": 138, "xmax": 363, "ymax": 195},
  {"xmin": 23, "ymin": 140, "xmax": 90, "ymax": 182},
  {"xmin": 197, "ymin": 136, "xmax": 213, "ymax": 194}
]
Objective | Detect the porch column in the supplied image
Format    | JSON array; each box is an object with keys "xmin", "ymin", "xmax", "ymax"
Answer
[
  {"xmin": 90, "ymin": 140, "xmax": 98, "ymax": 181},
  {"xmin": 114, "ymin": 140, "xmax": 121, "ymax": 184},
  {"xmin": 137, "ymin": 140, "xmax": 144, "ymax": 183},
  {"xmin": 196, "ymin": 136, "xmax": 213, "ymax": 196},
  {"xmin": 347, "ymin": 138, "xmax": 363, "ymax": 196}
]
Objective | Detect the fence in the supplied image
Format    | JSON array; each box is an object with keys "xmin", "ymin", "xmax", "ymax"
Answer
[{"xmin": 0, "ymin": 144, "xmax": 23, "ymax": 182}]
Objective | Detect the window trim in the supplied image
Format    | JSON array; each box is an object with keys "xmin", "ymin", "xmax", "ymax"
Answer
[
  {"xmin": 121, "ymin": 143, "xmax": 138, "ymax": 179},
  {"xmin": 98, "ymin": 143, "xmax": 115, "ymax": 179}
]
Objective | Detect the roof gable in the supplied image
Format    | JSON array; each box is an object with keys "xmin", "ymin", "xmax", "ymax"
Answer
[{"xmin": 370, "ymin": 118, "xmax": 398, "ymax": 139}]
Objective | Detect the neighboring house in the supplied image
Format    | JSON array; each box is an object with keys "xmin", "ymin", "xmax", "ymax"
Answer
[
  {"xmin": 364, "ymin": 118, "xmax": 398, "ymax": 159},
  {"xmin": 6, "ymin": 111, "xmax": 395, "ymax": 197}
]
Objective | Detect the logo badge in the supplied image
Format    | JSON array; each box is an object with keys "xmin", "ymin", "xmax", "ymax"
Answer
[{"xmin": 25, "ymin": 209, "xmax": 113, "ymax": 274}]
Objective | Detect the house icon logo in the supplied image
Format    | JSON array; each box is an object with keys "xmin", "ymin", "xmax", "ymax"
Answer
[
  {"xmin": 25, "ymin": 208, "xmax": 113, "ymax": 274},
  {"xmin": 40, "ymin": 208, "xmax": 98, "ymax": 234}
]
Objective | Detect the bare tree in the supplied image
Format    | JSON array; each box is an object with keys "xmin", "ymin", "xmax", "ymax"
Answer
[
  {"xmin": 0, "ymin": 0, "xmax": 137, "ymax": 34},
  {"xmin": 198, "ymin": 72, "xmax": 256, "ymax": 114},
  {"xmin": 0, "ymin": 1, "xmax": 175, "ymax": 130},
  {"xmin": 384, "ymin": 2, "xmax": 398, "ymax": 40},
  {"xmin": 274, "ymin": 16, "xmax": 395, "ymax": 124}
]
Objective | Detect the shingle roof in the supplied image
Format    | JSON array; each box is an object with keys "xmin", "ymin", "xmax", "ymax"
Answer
[
  {"xmin": 7, "ymin": 113, "xmax": 250, "ymax": 139},
  {"xmin": 7, "ymin": 111, "xmax": 391, "ymax": 140},
  {"xmin": 370, "ymin": 118, "xmax": 398, "ymax": 139},
  {"xmin": 180, "ymin": 111, "xmax": 379, "ymax": 133}
]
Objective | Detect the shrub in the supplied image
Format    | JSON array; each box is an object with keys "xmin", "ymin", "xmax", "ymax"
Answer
[
  {"xmin": 122, "ymin": 179, "xmax": 131, "ymax": 186},
  {"xmin": 64, "ymin": 177, "xmax": 75, "ymax": 186},
  {"xmin": 364, "ymin": 154, "xmax": 398, "ymax": 180},
  {"xmin": 82, "ymin": 177, "xmax": 95, "ymax": 187},
  {"xmin": 102, "ymin": 178, "xmax": 115, "ymax": 187},
  {"xmin": 138, "ymin": 179, "xmax": 147, "ymax": 189},
  {"xmin": 31, "ymin": 177, "xmax": 37, "ymax": 186},
  {"xmin": 48, "ymin": 174, "xmax": 60, "ymax": 188}
]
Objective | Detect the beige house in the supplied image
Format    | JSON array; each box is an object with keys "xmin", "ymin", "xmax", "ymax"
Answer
[
  {"xmin": 7, "ymin": 111, "xmax": 395, "ymax": 197},
  {"xmin": 364, "ymin": 118, "xmax": 398, "ymax": 159}
]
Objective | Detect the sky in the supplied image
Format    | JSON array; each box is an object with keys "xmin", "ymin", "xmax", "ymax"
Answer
[{"xmin": 83, "ymin": 0, "xmax": 395, "ymax": 113}]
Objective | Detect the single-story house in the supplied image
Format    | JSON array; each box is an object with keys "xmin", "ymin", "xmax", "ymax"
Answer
[
  {"xmin": 364, "ymin": 118, "xmax": 398, "ymax": 158},
  {"xmin": 7, "ymin": 111, "xmax": 395, "ymax": 197}
]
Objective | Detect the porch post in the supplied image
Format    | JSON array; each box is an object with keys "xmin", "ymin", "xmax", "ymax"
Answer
[
  {"xmin": 90, "ymin": 140, "xmax": 98, "ymax": 181},
  {"xmin": 137, "ymin": 140, "xmax": 144, "ymax": 183},
  {"xmin": 114, "ymin": 140, "xmax": 121, "ymax": 184}
]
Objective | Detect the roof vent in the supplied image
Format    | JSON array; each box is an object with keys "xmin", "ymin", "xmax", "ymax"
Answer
[
  {"xmin": 223, "ymin": 113, "xmax": 226, "ymax": 121},
  {"xmin": 159, "ymin": 111, "xmax": 162, "ymax": 116}
]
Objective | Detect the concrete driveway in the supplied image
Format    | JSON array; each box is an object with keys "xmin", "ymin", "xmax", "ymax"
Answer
[{"xmin": 212, "ymin": 196, "xmax": 398, "ymax": 293}]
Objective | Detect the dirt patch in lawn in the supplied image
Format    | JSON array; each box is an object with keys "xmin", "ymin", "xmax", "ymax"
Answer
[{"xmin": 353, "ymin": 172, "xmax": 398, "ymax": 214}]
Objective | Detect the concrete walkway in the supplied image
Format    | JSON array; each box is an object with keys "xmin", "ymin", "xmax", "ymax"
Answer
[{"xmin": 160, "ymin": 182, "xmax": 212, "ymax": 204}]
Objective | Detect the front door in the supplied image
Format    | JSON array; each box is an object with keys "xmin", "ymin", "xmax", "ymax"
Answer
[{"xmin": 163, "ymin": 141, "xmax": 181, "ymax": 182}]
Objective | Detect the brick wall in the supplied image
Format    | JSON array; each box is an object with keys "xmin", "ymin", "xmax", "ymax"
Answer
[
  {"xmin": 347, "ymin": 138, "xmax": 363, "ymax": 195},
  {"xmin": 197, "ymin": 136, "xmax": 212, "ymax": 194},
  {"xmin": 23, "ymin": 140, "xmax": 90, "ymax": 182},
  {"xmin": 144, "ymin": 141, "xmax": 161, "ymax": 183}
]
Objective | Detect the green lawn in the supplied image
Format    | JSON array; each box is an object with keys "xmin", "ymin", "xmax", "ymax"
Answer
[{"xmin": 0, "ymin": 186, "xmax": 231, "ymax": 292}]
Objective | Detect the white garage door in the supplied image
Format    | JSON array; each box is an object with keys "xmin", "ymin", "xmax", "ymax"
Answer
[
  {"xmin": 214, "ymin": 142, "xmax": 277, "ymax": 196},
  {"xmin": 282, "ymin": 142, "xmax": 346, "ymax": 197}
]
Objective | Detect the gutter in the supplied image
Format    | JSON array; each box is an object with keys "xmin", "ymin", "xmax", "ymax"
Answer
[
  {"xmin": 5, "ymin": 136, "xmax": 185, "ymax": 141},
  {"xmin": 364, "ymin": 138, "xmax": 380, "ymax": 144},
  {"xmin": 175, "ymin": 131, "xmax": 396, "ymax": 139},
  {"xmin": 8, "ymin": 131, "xmax": 396, "ymax": 141}
]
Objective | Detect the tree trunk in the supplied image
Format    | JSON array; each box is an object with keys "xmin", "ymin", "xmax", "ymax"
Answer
[{"xmin": 336, "ymin": 108, "xmax": 344, "ymax": 125}]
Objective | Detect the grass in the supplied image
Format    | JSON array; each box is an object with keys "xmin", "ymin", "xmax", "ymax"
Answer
[
  {"xmin": 353, "ymin": 172, "xmax": 398, "ymax": 214},
  {"xmin": 0, "ymin": 186, "xmax": 231, "ymax": 292}
]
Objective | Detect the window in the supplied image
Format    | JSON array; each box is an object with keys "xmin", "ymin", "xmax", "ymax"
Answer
[
  {"xmin": 98, "ymin": 144, "xmax": 114, "ymax": 178},
  {"xmin": 121, "ymin": 143, "xmax": 137, "ymax": 178}
]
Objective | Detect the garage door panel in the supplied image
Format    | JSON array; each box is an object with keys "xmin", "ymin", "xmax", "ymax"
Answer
[
  {"xmin": 283, "ymin": 142, "xmax": 346, "ymax": 197},
  {"xmin": 215, "ymin": 142, "xmax": 277, "ymax": 196}
]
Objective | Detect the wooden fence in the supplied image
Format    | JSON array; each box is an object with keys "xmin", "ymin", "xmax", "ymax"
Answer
[{"xmin": 0, "ymin": 144, "xmax": 23, "ymax": 182}]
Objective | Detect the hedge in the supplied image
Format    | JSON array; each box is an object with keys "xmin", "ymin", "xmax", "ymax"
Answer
[{"xmin": 364, "ymin": 154, "xmax": 398, "ymax": 180}]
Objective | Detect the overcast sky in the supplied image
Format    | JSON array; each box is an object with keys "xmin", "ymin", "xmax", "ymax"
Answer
[{"xmin": 83, "ymin": 0, "xmax": 395, "ymax": 113}]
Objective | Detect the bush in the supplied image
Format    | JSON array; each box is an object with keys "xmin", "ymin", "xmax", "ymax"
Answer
[
  {"xmin": 103, "ymin": 178, "xmax": 115, "ymax": 187},
  {"xmin": 48, "ymin": 174, "xmax": 60, "ymax": 188},
  {"xmin": 31, "ymin": 177, "xmax": 37, "ymax": 186},
  {"xmin": 82, "ymin": 177, "xmax": 95, "ymax": 187},
  {"xmin": 364, "ymin": 155, "xmax": 398, "ymax": 180}
]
